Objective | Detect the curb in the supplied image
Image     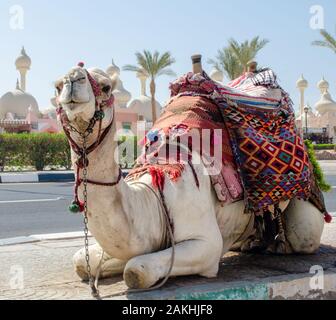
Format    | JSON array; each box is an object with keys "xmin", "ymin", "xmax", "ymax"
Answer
[
  {"xmin": 124, "ymin": 269, "xmax": 336, "ymax": 300},
  {"xmin": 0, "ymin": 172, "xmax": 75, "ymax": 184},
  {"xmin": 0, "ymin": 231, "xmax": 91, "ymax": 246},
  {"xmin": 0, "ymin": 171, "xmax": 129, "ymax": 184}
]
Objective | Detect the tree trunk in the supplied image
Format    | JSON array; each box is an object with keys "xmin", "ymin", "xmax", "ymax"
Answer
[{"xmin": 150, "ymin": 79, "xmax": 157, "ymax": 124}]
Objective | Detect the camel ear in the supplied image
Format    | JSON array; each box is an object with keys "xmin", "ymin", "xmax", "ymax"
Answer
[{"xmin": 54, "ymin": 79, "xmax": 64, "ymax": 95}]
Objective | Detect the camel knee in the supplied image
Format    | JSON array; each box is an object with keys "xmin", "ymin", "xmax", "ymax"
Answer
[
  {"xmin": 73, "ymin": 248, "xmax": 92, "ymax": 281},
  {"xmin": 73, "ymin": 244, "xmax": 105, "ymax": 280},
  {"xmin": 285, "ymin": 199, "xmax": 324, "ymax": 254},
  {"xmin": 73, "ymin": 245, "xmax": 126, "ymax": 281}
]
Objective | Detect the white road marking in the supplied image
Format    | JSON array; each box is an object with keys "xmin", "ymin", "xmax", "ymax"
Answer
[{"xmin": 0, "ymin": 197, "xmax": 64, "ymax": 204}]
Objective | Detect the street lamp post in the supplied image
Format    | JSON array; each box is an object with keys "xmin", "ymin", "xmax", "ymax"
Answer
[{"xmin": 304, "ymin": 106, "xmax": 309, "ymax": 140}]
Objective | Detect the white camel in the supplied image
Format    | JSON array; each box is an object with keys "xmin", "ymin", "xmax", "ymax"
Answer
[{"xmin": 55, "ymin": 63, "xmax": 325, "ymax": 290}]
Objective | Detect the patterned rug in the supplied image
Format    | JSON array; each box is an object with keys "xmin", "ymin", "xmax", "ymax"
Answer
[
  {"xmin": 128, "ymin": 71, "xmax": 328, "ymax": 219},
  {"xmin": 128, "ymin": 95, "xmax": 243, "ymax": 203}
]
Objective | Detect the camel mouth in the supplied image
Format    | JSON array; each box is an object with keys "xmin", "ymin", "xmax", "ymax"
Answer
[{"xmin": 63, "ymin": 100, "xmax": 89, "ymax": 111}]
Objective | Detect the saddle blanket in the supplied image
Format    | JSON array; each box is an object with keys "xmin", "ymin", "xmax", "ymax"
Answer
[{"xmin": 128, "ymin": 71, "xmax": 327, "ymax": 217}]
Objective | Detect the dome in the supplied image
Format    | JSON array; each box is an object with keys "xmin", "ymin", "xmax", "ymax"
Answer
[
  {"xmin": 315, "ymin": 92, "xmax": 336, "ymax": 115},
  {"xmin": 0, "ymin": 88, "xmax": 39, "ymax": 119},
  {"xmin": 15, "ymin": 47, "xmax": 31, "ymax": 70},
  {"xmin": 128, "ymin": 96, "xmax": 162, "ymax": 122},
  {"xmin": 106, "ymin": 60, "xmax": 120, "ymax": 77},
  {"xmin": 113, "ymin": 79, "xmax": 132, "ymax": 108},
  {"xmin": 295, "ymin": 105, "xmax": 317, "ymax": 121},
  {"xmin": 296, "ymin": 75, "xmax": 308, "ymax": 89},
  {"xmin": 317, "ymin": 77, "xmax": 329, "ymax": 93},
  {"xmin": 210, "ymin": 68, "xmax": 224, "ymax": 82}
]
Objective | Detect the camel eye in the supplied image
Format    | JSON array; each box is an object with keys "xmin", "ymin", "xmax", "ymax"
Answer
[{"xmin": 102, "ymin": 85, "xmax": 111, "ymax": 94}]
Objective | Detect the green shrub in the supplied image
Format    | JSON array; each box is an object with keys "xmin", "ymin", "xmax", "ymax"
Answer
[
  {"xmin": 0, "ymin": 133, "xmax": 71, "ymax": 171},
  {"xmin": 313, "ymin": 144, "xmax": 335, "ymax": 151},
  {"xmin": 305, "ymin": 140, "xmax": 331, "ymax": 192}
]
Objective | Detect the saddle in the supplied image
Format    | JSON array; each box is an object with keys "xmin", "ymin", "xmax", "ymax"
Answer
[{"xmin": 128, "ymin": 71, "xmax": 328, "ymax": 221}]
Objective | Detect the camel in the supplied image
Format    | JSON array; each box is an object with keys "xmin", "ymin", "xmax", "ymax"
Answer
[{"xmin": 55, "ymin": 59, "xmax": 325, "ymax": 290}]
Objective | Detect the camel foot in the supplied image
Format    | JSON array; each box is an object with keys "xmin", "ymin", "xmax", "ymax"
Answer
[{"xmin": 124, "ymin": 268, "xmax": 146, "ymax": 290}]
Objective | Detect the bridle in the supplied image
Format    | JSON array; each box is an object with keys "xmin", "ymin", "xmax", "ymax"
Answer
[
  {"xmin": 57, "ymin": 64, "xmax": 122, "ymax": 213},
  {"xmin": 56, "ymin": 63, "xmax": 122, "ymax": 298}
]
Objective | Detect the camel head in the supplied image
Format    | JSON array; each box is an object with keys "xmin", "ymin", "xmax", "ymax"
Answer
[{"xmin": 55, "ymin": 65, "xmax": 116, "ymax": 129}]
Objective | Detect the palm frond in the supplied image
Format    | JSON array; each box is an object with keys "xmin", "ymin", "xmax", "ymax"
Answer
[
  {"xmin": 312, "ymin": 29, "xmax": 336, "ymax": 53},
  {"xmin": 209, "ymin": 36, "xmax": 268, "ymax": 81},
  {"xmin": 124, "ymin": 50, "xmax": 176, "ymax": 80},
  {"xmin": 123, "ymin": 65, "xmax": 143, "ymax": 73}
]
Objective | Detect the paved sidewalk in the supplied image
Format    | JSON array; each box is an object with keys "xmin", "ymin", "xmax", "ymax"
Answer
[{"xmin": 0, "ymin": 222, "xmax": 335, "ymax": 300}]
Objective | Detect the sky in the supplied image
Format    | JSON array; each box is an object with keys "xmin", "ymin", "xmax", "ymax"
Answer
[{"xmin": 0, "ymin": 0, "xmax": 336, "ymax": 113}]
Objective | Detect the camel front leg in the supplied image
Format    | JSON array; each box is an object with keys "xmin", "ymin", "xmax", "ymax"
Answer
[
  {"xmin": 123, "ymin": 238, "xmax": 223, "ymax": 290},
  {"xmin": 73, "ymin": 244, "xmax": 127, "ymax": 281}
]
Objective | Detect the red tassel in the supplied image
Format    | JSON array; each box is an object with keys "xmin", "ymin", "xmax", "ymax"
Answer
[
  {"xmin": 149, "ymin": 167, "xmax": 165, "ymax": 190},
  {"xmin": 79, "ymin": 201, "xmax": 85, "ymax": 213},
  {"xmin": 324, "ymin": 213, "xmax": 333, "ymax": 224}
]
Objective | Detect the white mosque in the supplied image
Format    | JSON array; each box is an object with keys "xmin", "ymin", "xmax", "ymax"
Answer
[
  {"xmin": 296, "ymin": 75, "xmax": 336, "ymax": 143},
  {"xmin": 0, "ymin": 48, "xmax": 163, "ymax": 134},
  {"xmin": 0, "ymin": 47, "xmax": 60, "ymax": 133}
]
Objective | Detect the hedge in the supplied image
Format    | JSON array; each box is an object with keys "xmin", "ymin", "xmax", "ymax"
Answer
[
  {"xmin": 305, "ymin": 140, "xmax": 331, "ymax": 192},
  {"xmin": 0, "ymin": 133, "xmax": 72, "ymax": 171},
  {"xmin": 0, "ymin": 133, "xmax": 139, "ymax": 172},
  {"xmin": 313, "ymin": 144, "xmax": 336, "ymax": 151}
]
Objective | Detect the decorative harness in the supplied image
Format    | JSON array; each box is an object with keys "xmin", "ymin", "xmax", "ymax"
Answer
[
  {"xmin": 57, "ymin": 63, "xmax": 122, "ymax": 213},
  {"xmin": 56, "ymin": 64, "xmax": 123, "ymax": 298}
]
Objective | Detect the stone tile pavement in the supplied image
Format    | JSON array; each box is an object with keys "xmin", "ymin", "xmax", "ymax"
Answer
[{"xmin": 0, "ymin": 223, "xmax": 335, "ymax": 300}]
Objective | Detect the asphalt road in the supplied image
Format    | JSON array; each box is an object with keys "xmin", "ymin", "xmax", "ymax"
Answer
[{"xmin": 1, "ymin": 162, "xmax": 336, "ymax": 239}]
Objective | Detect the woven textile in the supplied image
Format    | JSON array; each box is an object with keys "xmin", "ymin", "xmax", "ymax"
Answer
[
  {"xmin": 168, "ymin": 72, "xmax": 327, "ymax": 215},
  {"xmin": 128, "ymin": 95, "xmax": 243, "ymax": 203}
]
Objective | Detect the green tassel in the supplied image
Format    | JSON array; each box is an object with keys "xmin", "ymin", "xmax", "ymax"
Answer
[{"xmin": 69, "ymin": 202, "xmax": 80, "ymax": 214}]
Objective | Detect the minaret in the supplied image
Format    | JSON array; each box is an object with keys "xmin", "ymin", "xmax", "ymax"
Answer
[
  {"xmin": 296, "ymin": 75, "xmax": 308, "ymax": 131},
  {"xmin": 15, "ymin": 47, "xmax": 31, "ymax": 92},
  {"xmin": 137, "ymin": 71, "xmax": 148, "ymax": 96}
]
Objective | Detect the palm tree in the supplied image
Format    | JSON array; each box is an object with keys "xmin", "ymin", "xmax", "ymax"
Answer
[
  {"xmin": 208, "ymin": 36, "xmax": 269, "ymax": 80},
  {"xmin": 208, "ymin": 48, "xmax": 241, "ymax": 80},
  {"xmin": 312, "ymin": 29, "xmax": 336, "ymax": 53},
  {"xmin": 123, "ymin": 50, "xmax": 176, "ymax": 123}
]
